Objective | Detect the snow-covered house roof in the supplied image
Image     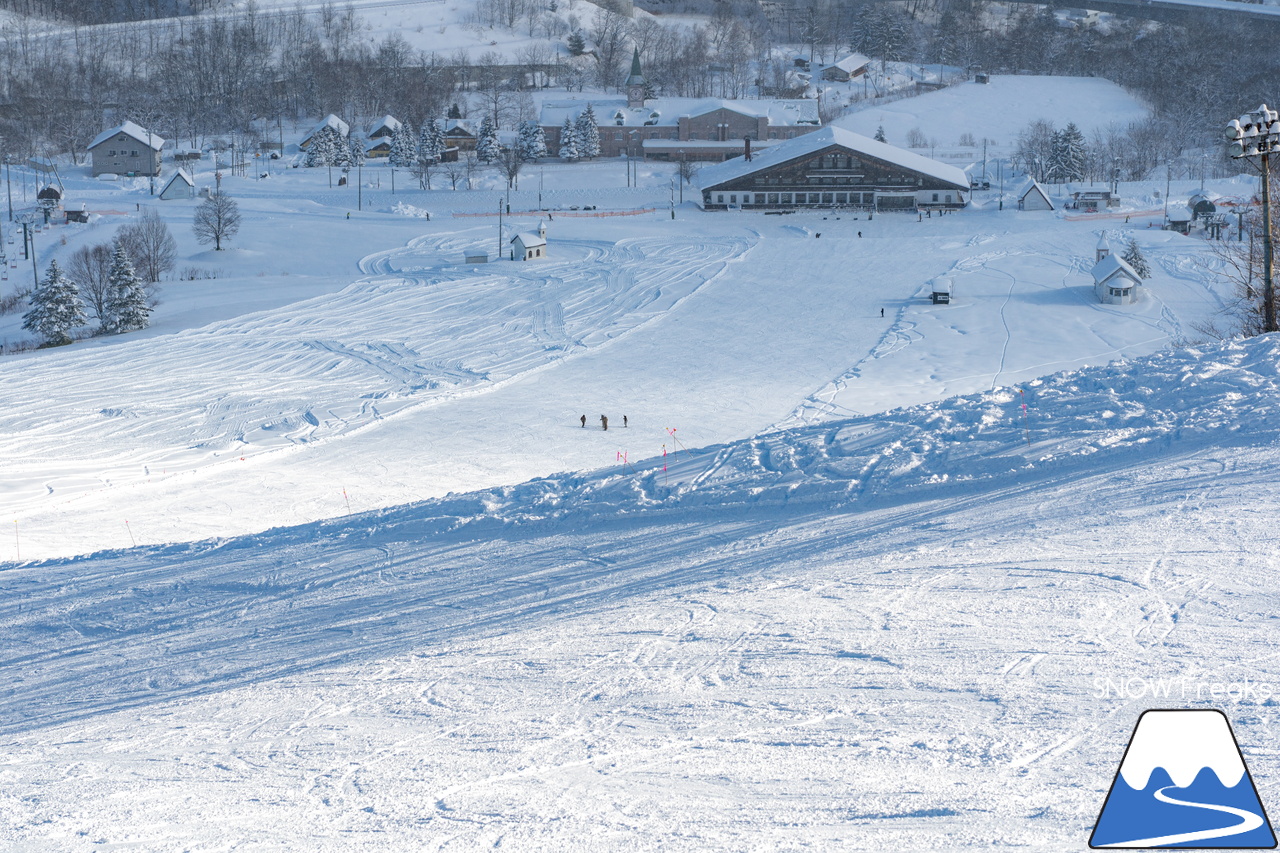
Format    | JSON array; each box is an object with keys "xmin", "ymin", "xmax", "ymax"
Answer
[
  {"xmin": 820, "ymin": 53, "xmax": 871, "ymax": 77},
  {"xmin": 539, "ymin": 97, "xmax": 820, "ymax": 130},
  {"xmin": 368, "ymin": 115, "xmax": 401, "ymax": 138},
  {"xmin": 444, "ymin": 119, "xmax": 477, "ymax": 137},
  {"xmin": 1091, "ymin": 253, "xmax": 1141, "ymax": 287},
  {"xmin": 164, "ymin": 168, "xmax": 194, "ymax": 189},
  {"xmin": 364, "ymin": 137, "xmax": 392, "ymax": 153},
  {"xmin": 511, "ymin": 232, "xmax": 546, "ymax": 249},
  {"xmin": 1167, "ymin": 204, "xmax": 1193, "ymax": 222},
  {"xmin": 88, "ymin": 121, "xmax": 165, "ymax": 152},
  {"xmin": 300, "ymin": 114, "xmax": 350, "ymax": 147},
  {"xmin": 696, "ymin": 125, "xmax": 969, "ymax": 192},
  {"xmin": 1017, "ymin": 179, "xmax": 1054, "ymax": 210}
]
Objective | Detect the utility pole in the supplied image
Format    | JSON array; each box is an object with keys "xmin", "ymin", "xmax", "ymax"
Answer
[{"xmin": 497, "ymin": 198, "xmax": 504, "ymax": 258}]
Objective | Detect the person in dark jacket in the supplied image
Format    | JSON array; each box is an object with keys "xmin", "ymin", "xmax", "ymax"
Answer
[
  {"xmin": 580, "ymin": 414, "xmax": 586, "ymax": 428},
  {"xmin": 601, "ymin": 415, "xmax": 609, "ymax": 430}
]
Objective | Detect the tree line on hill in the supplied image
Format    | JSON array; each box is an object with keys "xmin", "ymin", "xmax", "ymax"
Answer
[{"xmin": 0, "ymin": 0, "xmax": 1272, "ymax": 173}]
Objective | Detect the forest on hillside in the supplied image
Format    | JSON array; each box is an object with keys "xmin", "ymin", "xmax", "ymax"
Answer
[{"xmin": 0, "ymin": 0, "xmax": 1273, "ymax": 172}]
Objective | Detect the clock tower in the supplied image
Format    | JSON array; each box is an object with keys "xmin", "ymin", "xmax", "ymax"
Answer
[{"xmin": 625, "ymin": 48, "xmax": 646, "ymax": 109}]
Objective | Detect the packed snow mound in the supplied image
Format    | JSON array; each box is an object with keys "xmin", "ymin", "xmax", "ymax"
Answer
[{"xmin": 303, "ymin": 335, "xmax": 1280, "ymax": 538}]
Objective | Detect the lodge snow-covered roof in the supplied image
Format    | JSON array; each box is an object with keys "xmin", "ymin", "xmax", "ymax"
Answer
[
  {"xmin": 88, "ymin": 121, "xmax": 165, "ymax": 152},
  {"xmin": 696, "ymin": 125, "xmax": 969, "ymax": 192},
  {"xmin": 539, "ymin": 96, "xmax": 820, "ymax": 129}
]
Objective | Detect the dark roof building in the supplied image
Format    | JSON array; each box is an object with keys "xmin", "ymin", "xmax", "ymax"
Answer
[{"xmin": 697, "ymin": 126, "xmax": 969, "ymax": 212}]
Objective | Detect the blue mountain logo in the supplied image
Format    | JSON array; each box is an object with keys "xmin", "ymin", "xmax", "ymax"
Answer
[{"xmin": 1091, "ymin": 709, "xmax": 1276, "ymax": 848}]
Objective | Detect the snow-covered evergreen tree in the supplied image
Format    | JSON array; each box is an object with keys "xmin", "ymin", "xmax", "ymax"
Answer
[
  {"xmin": 389, "ymin": 122, "xmax": 417, "ymax": 167},
  {"xmin": 329, "ymin": 127, "xmax": 352, "ymax": 167},
  {"xmin": 874, "ymin": 125, "xmax": 887, "ymax": 143},
  {"xmin": 575, "ymin": 104, "xmax": 601, "ymax": 160},
  {"xmin": 104, "ymin": 242, "xmax": 151, "ymax": 333},
  {"xmin": 448, "ymin": 103, "xmax": 463, "ymax": 119},
  {"xmin": 348, "ymin": 134, "xmax": 366, "ymax": 167},
  {"xmin": 1122, "ymin": 238, "xmax": 1152, "ymax": 279},
  {"xmin": 567, "ymin": 30, "xmax": 586, "ymax": 56},
  {"xmin": 305, "ymin": 127, "xmax": 335, "ymax": 167},
  {"xmin": 1048, "ymin": 123, "xmax": 1087, "ymax": 183},
  {"xmin": 476, "ymin": 115, "xmax": 500, "ymax": 164},
  {"xmin": 559, "ymin": 117, "xmax": 580, "ymax": 162},
  {"xmin": 518, "ymin": 120, "xmax": 547, "ymax": 161},
  {"xmin": 418, "ymin": 120, "xmax": 442, "ymax": 163},
  {"xmin": 23, "ymin": 259, "xmax": 85, "ymax": 346}
]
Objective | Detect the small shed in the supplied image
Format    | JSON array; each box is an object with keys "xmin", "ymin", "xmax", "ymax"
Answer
[
  {"xmin": 1092, "ymin": 254, "xmax": 1142, "ymax": 305},
  {"xmin": 65, "ymin": 204, "xmax": 90, "ymax": 224},
  {"xmin": 510, "ymin": 221, "xmax": 548, "ymax": 261},
  {"xmin": 159, "ymin": 168, "xmax": 196, "ymax": 200},
  {"xmin": 1165, "ymin": 205, "xmax": 1193, "ymax": 235},
  {"xmin": 931, "ymin": 277, "xmax": 953, "ymax": 304},
  {"xmin": 1016, "ymin": 179, "xmax": 1054, "ymax": 211},
  {"xmin": 465, "ymin": 250, "xmax": 490, "ymax": 264}
]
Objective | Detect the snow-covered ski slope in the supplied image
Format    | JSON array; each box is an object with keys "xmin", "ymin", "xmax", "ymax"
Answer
[
  {"xmin": 0, "ymin": 200, "xmax": 1232, "ymax": 560},
  {"xmin": 4, "ymin": 336, "xmax": 1280, "ymax": 850}
]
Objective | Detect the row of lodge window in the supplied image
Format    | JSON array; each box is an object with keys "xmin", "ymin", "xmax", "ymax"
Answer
[{"xmin": 714, "ymin": 191, "xmax": 883, "ymax": 205}]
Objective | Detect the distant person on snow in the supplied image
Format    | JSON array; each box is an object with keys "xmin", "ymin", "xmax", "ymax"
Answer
[
  {"xmin": 601, "ymin": 415, "xmax": 609, "ymax": 431},
  {"xmin": 580, "ymin": 414, "xmax": 587, "ymax": 428},
  {"xmin": 623, "ymin": 415, "xmax": 628, "ymax": 428},
  {"xmin": 880, "ymin": 307, "xmax": 885, "ymax": 318}
]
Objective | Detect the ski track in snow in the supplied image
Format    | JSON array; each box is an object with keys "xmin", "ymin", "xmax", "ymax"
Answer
[
  {"xmin": 4, "ymin": 338, "xmax": 1280, "ymax": 850},
  {"xmin": 0, "ymin": 231, "xmax": 749, "ymax": 514}
]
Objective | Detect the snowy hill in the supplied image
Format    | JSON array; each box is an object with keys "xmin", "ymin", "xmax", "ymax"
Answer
[{"xmin": 4, "ymin": 335, "xmax": 1280, "ymax": 849}]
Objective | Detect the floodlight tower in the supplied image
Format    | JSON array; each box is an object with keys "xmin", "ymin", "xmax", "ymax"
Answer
[{"xmin": 1226, "ymin": 103, "xmax": 1280, "ymax": 333}]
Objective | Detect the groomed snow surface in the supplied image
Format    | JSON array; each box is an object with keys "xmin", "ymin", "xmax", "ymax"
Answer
[{"xmin": 3, "ymin": 104, "xmax": 1279, "ymax": 847}]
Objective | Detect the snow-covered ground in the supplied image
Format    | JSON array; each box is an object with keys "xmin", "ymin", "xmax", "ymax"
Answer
[{"xmin": 3, "ymin": 73, "xmax": 1276, "ymax": 850}]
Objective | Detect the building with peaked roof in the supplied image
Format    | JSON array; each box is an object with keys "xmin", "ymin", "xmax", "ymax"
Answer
[
  {"xmin": 87, "ymin": 121, "xmax": 164, "ymax": 177},
  {"xmin": 1091, "ymin": 235, "xmax": 1142, "ymax": 304},
  {"xmin": 1017, "ymin": 179, "xmax": 1054, "ymax": 211},
  {"xmin": 819, "ymin": 53, "xmax": 871, "ymax": 82},
  {"xmin": 540, "ymin": 52, "xmax": 820, "ymax": 162},
  {"xmin": 510, "ymin": 221, "xmax": 548, "ymax": 261},
  {"xmin": 697, "ymin": 125, "xmax": 969, "ymax": 212},
  {"xmin": 299, "ymin": 114, "xmax": 350, "ymax": 149},
  {"xmin": 159, "ymin": 168, "xmax": 195, "ymax": 200}
]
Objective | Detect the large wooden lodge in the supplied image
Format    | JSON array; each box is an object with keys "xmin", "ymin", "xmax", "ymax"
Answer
[{"xmin": 696, "ymin": 126, "xmax": 969, "ymax": 213}]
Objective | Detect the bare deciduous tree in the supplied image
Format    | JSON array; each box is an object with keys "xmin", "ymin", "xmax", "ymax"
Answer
[
  {"xmin": 193, "ymin": 192, "xmax": 242, "ymax": 251},
  {"xmin": 67, "ymin": 242, "xmax": 114, "ymax": 331},
  {"xmin": 117, "ymin": 207, "xmax": 177, "ymax": 284}
]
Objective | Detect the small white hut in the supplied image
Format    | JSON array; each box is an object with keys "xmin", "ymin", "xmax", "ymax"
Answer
[
  {"xmin": 510, "ymin": 220, "xmax": 548, "ymax": 261},
  {"xmin": 159, "ymin": 168, "xmax": 195, "ymax": 200},
  {"xmin": 1016, "ymin": 179, "xmax": 1054, "ymax": 211}
]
